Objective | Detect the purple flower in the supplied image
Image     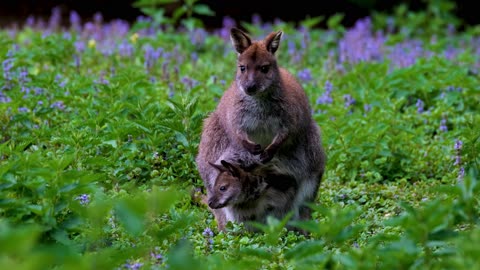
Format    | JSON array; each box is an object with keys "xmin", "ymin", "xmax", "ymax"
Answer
[
  {"xmin": 388, "ymin": 40, "xmax": 424, "ymax": 68},
  {"xmin": 191, "ymin": 52, "xmax": 198, "ymax": 64},
  {"xmin": 288, "ymin": 40, "xmax": 296, "ymax": 56},
  {"xmin": 316, "ymin": 80, "xmax": 333, "ymax": 105},
  {"xmin": 287, "ymin": 40, "xmax": 302, "ymax": 64},
  {"xmin": 447, "ymin": 86, "xmax": 462, "ymax": 92},
  {"xmin": 439, "ymin": 117, "xmax": 448, "ymax": 132},
  {"xmin": 93, "ymin": 12, "xmax": 103, "ymax": 25},
  {"xmin": 21, "ymin": 86, "xmax": 31, "ymax": 99},
  {"xmin": 203, "ymin": 227, "xmax": 214, "ymax": 250},
  {"xmin": 416, "ymin": 99, "xmax": 425, "ymax": 113},
  {"xmin": 95, "ymin": 72, "xmax": 110, "ymax": 85},
  {"xmin": 150, "ymin": 247, "xmax": 163, "ymax": 263},
  {"xmin": 363, "ymin": 104, "xmax": 372, "ymax": 113},
  {"xmin": 300, "ymin": 27, "xmax": 310, "ymax": 50},
  {"xmin": 454, "ymin": 139, "xmax": 463, "ymax": 151},
  {"xmin": 338, "ymin": 17, "xmax": 385, "ymax": 65},
  {"xmin": 26, "ymin": 15, "xmax": 35, "ymax": 27},
  {"xmin": 75, "ymin": 41, "xmax": 85, "ymax": 53},
  {"xmin": 123, "ymin": 261, "xmax": 143, "ymax": 270},
  {"xmin": 181, "ymin": 76, "xmax": 199, "ymax": 90},
  {"xmin": 70, "ymin": 11, "xmax": 82, "ymax": 31},
  {"xmin": 3, "ymin": 58, "xmax": 14, "ymax": 81},
  {"xmin": 18, "ymin": 107, "xmax": 29, "ymax": 113},
  {"xmin": 118, "ymin": 40, "xmax": 134, "ymax": 57},
  {"xmin": 48, "ymin": 6, "xmax": 62, "ymax": 30},
  {"xmin": 252, "ymin": 14, "xmax": 262, "ymax": 26},
  {"xmin": 55, "ymin": 74, "xmax": 67, "ymax": 87},
  {"xmin": 0, "ymin": 91, "xmax": 11, "ymax": 103},
  {"xmin": 50, "ymin": 101, "xmax": 66, "ymax": 110},
  {"xmin": 218, "ymin": 16, "xmax": 236, "ymax": 40},
  {"xmin": 343, "ymin": 94, "xmax": 356, "ymax": 108},
  {"xmin": 74, "ymin": 54, "xmax": 81, "ymax": 71},
  {"xmin": 19, "ymin": 67, "xmax": 29, "ymax": 84},
  {"xmin": 191, "ymin": 28, "xmax": 207, "ymax": 47},
  {"xmin": 458, "ymin": 167, "xmax": 465, "ymax": 182},
  {"xmin": 143, "ymin": 44, "xmax": 162, "ymax": 72},
  {"xmin": 454, "ymin": 139, "xmax": 463, "ymax": 166},
  {"xmin": 76, "ymin": 194, "xmax": 90, "ymax": 205},
  {"xmin": 203, "ymin": 227, "xmax": 214, "ymax": 237},
  {"xmin": 444, "ymin": 46, "xmax": 457, "ymax": 60},
  {"xmin": 297, "ymin": 68, "xmax": 312, "ymax": 82},
  {"xmin": 34, "ymin": 87, "xmax": 44, "ymax": 95}
]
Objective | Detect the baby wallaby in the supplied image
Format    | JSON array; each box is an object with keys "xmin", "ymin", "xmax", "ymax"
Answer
[
  {"xmin": 205, "ymin": 160, "xmax": 297, "ymax": 232},
  {"xmin": 196, "ymin": 27, "xmax": 326, "ymax": 227}
]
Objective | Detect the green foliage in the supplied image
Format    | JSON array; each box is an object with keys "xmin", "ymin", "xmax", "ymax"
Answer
[
  {"xmin": 373, "ymin": 0, "xmax": 461, "ymax": 38},
  {"xmin": 132, "ymin": 0, "xmax": 215, "ymax": 30},
  {"xmin": 1, "ymin": 2, "xmax": 480, "ymax": 269}
]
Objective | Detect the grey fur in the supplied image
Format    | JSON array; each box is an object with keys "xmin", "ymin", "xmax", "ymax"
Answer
[{"xmin": 207, "ymin": 160, "xmax": 297, "ymax": 231}]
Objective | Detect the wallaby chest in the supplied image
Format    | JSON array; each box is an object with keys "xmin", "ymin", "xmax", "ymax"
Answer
[{"xmin": 235, "ymin": 97, "xmax": 287, "ymax": 147}]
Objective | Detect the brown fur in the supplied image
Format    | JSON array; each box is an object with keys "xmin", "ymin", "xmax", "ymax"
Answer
[{"xmin": 196, "ymin": 28, "xmax": 326, "ymax": 230}]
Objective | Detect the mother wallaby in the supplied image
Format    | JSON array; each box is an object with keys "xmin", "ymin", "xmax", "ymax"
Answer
[{"xmin": 196, "ymin": 27, "xmax": 326, "ymax": 224}]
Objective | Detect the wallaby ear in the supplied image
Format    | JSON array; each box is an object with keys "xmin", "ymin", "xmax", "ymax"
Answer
[
  {"xmin": 265, "ymin": 30, "xmax": 283, "ymax": 54},
  {"xmin": 220, "ymin": 160, "xmax": 242, "ymax": 178},
  {"xmin": 230, "ymin": 28, "xmax": 252, "ymax": 54},
  {"xmin": 208, "ymin": 161, "xmax": 226, "ymax": 172}
]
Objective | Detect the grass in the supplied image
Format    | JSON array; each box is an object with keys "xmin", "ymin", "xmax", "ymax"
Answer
[{"xmin": 0, "ymin": 2, "xmax": 479, "ymax": 269}]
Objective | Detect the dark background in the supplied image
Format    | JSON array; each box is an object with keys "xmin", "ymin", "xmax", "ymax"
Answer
[{"xmin": 0, "ymin": 0, "xmax": 477, "ymax": 28}]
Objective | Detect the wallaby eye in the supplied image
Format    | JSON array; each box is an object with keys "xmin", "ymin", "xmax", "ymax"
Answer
[
  {"xmin": 219, "ymin": 186, "xmax": 227, "ymax": 191},
  {"xmin": 239, "ymin": 65, "xmax": 246, "ymax": 73},
  {"xmin": 260, "ymin": 65, "xmax": 269, "ymax": 73}
]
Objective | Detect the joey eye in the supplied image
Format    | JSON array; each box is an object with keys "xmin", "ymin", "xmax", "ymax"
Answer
[
  {"xmin": 239, "ymin": 65, "xmax": 246, "ymax": 72},
  {"xmin": 219, "ymin": 186, "xmax": 227, "ymax": 191}
]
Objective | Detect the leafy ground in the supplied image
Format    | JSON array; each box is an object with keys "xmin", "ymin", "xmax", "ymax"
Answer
[{"xmin": 0, "ymin": 2, "xmax": 479, "ymax": 270}]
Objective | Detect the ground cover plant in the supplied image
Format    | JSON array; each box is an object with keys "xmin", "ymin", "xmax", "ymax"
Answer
[{"xmin": 0, "ymin": 1, "xmax": 479, "ymax": 269}]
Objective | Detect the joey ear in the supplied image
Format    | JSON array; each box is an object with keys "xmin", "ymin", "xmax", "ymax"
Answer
[
  {"xmin": 208, "ymin": 161, "xmax": 226, "ymax": 172},
  {"xmin": 230, "ymin": 28, "xmax": 252, "ymax": 54},
  {"xmin": 265, "ymin": 30, "xmax": 283, "ymax": 54},
  {"xmin": 220, "ymin": 160, "xmax": 242, "ymax": 177}
]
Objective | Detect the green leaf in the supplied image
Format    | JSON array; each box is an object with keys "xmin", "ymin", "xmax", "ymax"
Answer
[
  {"xmin": 299, "ymin": 16, "xmax": 324, "ymax": 29},
  {"xmin": 167, "ymin": 239, "xmax": 205, "ymax": 270},
  {"xmin": 0, "ymin": 222, "xmax": 41, "ymax": 254},
  {"xmin": 284, "ymin": 239, "xmax": 325, "ymax": 261},
  {"xmin": 327, "ymin": 13, "xmax": 345, "ymax": 29},
  {"xmin": 114, "ymin": 199, "xmax": 146, "ymax": 236},
  {"xmin": 102, "ymin": 140, "xmax": 117, "ymax": 148},
  {"xmin": 239, "ymin": 246, "xmax": 272, "ymax": 260},
  {"xmin": 193, "ymin": 4, "xmax": 215, "ymax": 16}
]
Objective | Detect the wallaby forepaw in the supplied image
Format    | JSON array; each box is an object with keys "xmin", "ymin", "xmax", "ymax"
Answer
[
  {"xmin": 251, "ymin": 144, "xmax": 262, "ymax": 155},
  {"xmin": 259, "ymin": 150, "xmax": 274, "ymax": 163},
  {"xmin": 242, "ymin": 140, "xmax": 262, "ymax": 155}
]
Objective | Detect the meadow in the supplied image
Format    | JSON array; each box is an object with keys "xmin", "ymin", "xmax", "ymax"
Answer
[{"xmin": 0, "ymin": 2, "xmax": 479, "ymax": 269}]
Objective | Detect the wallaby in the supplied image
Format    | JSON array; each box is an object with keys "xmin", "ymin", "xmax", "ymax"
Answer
[
  {"xmin": 205, "ymin": 159, "xmax": 297, "ymax": 231},
  {"xmin": 196, "ymin": 27, "xmax": 326, "ymax": 226}
]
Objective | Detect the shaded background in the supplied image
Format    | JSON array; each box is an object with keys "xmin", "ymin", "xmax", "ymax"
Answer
[{"xmin": 0, "ymin": 0, "xmax": 477, "ymax": 28}]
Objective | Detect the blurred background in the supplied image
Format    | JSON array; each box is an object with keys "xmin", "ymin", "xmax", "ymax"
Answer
[{"xmin": 0, "ymin": 0, "xmax": 478, "ymax": 29}]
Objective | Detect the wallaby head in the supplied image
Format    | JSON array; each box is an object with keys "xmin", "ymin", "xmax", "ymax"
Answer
[
  {"xmin": 230, "ymin": 28, "xmax": 283, "ymax": 96},
  {"xmin": 207, "ymin": 160, "xmax": 267, "ymax": 209}
]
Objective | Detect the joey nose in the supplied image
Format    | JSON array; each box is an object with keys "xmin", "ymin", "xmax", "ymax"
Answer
[
  {"xmin": 208, "ymin": 200, "xmax": 216, "ymax": 209},
  {"xmin": 245, "ymin": 85, "xmax": 257, "ymax": 95}
]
